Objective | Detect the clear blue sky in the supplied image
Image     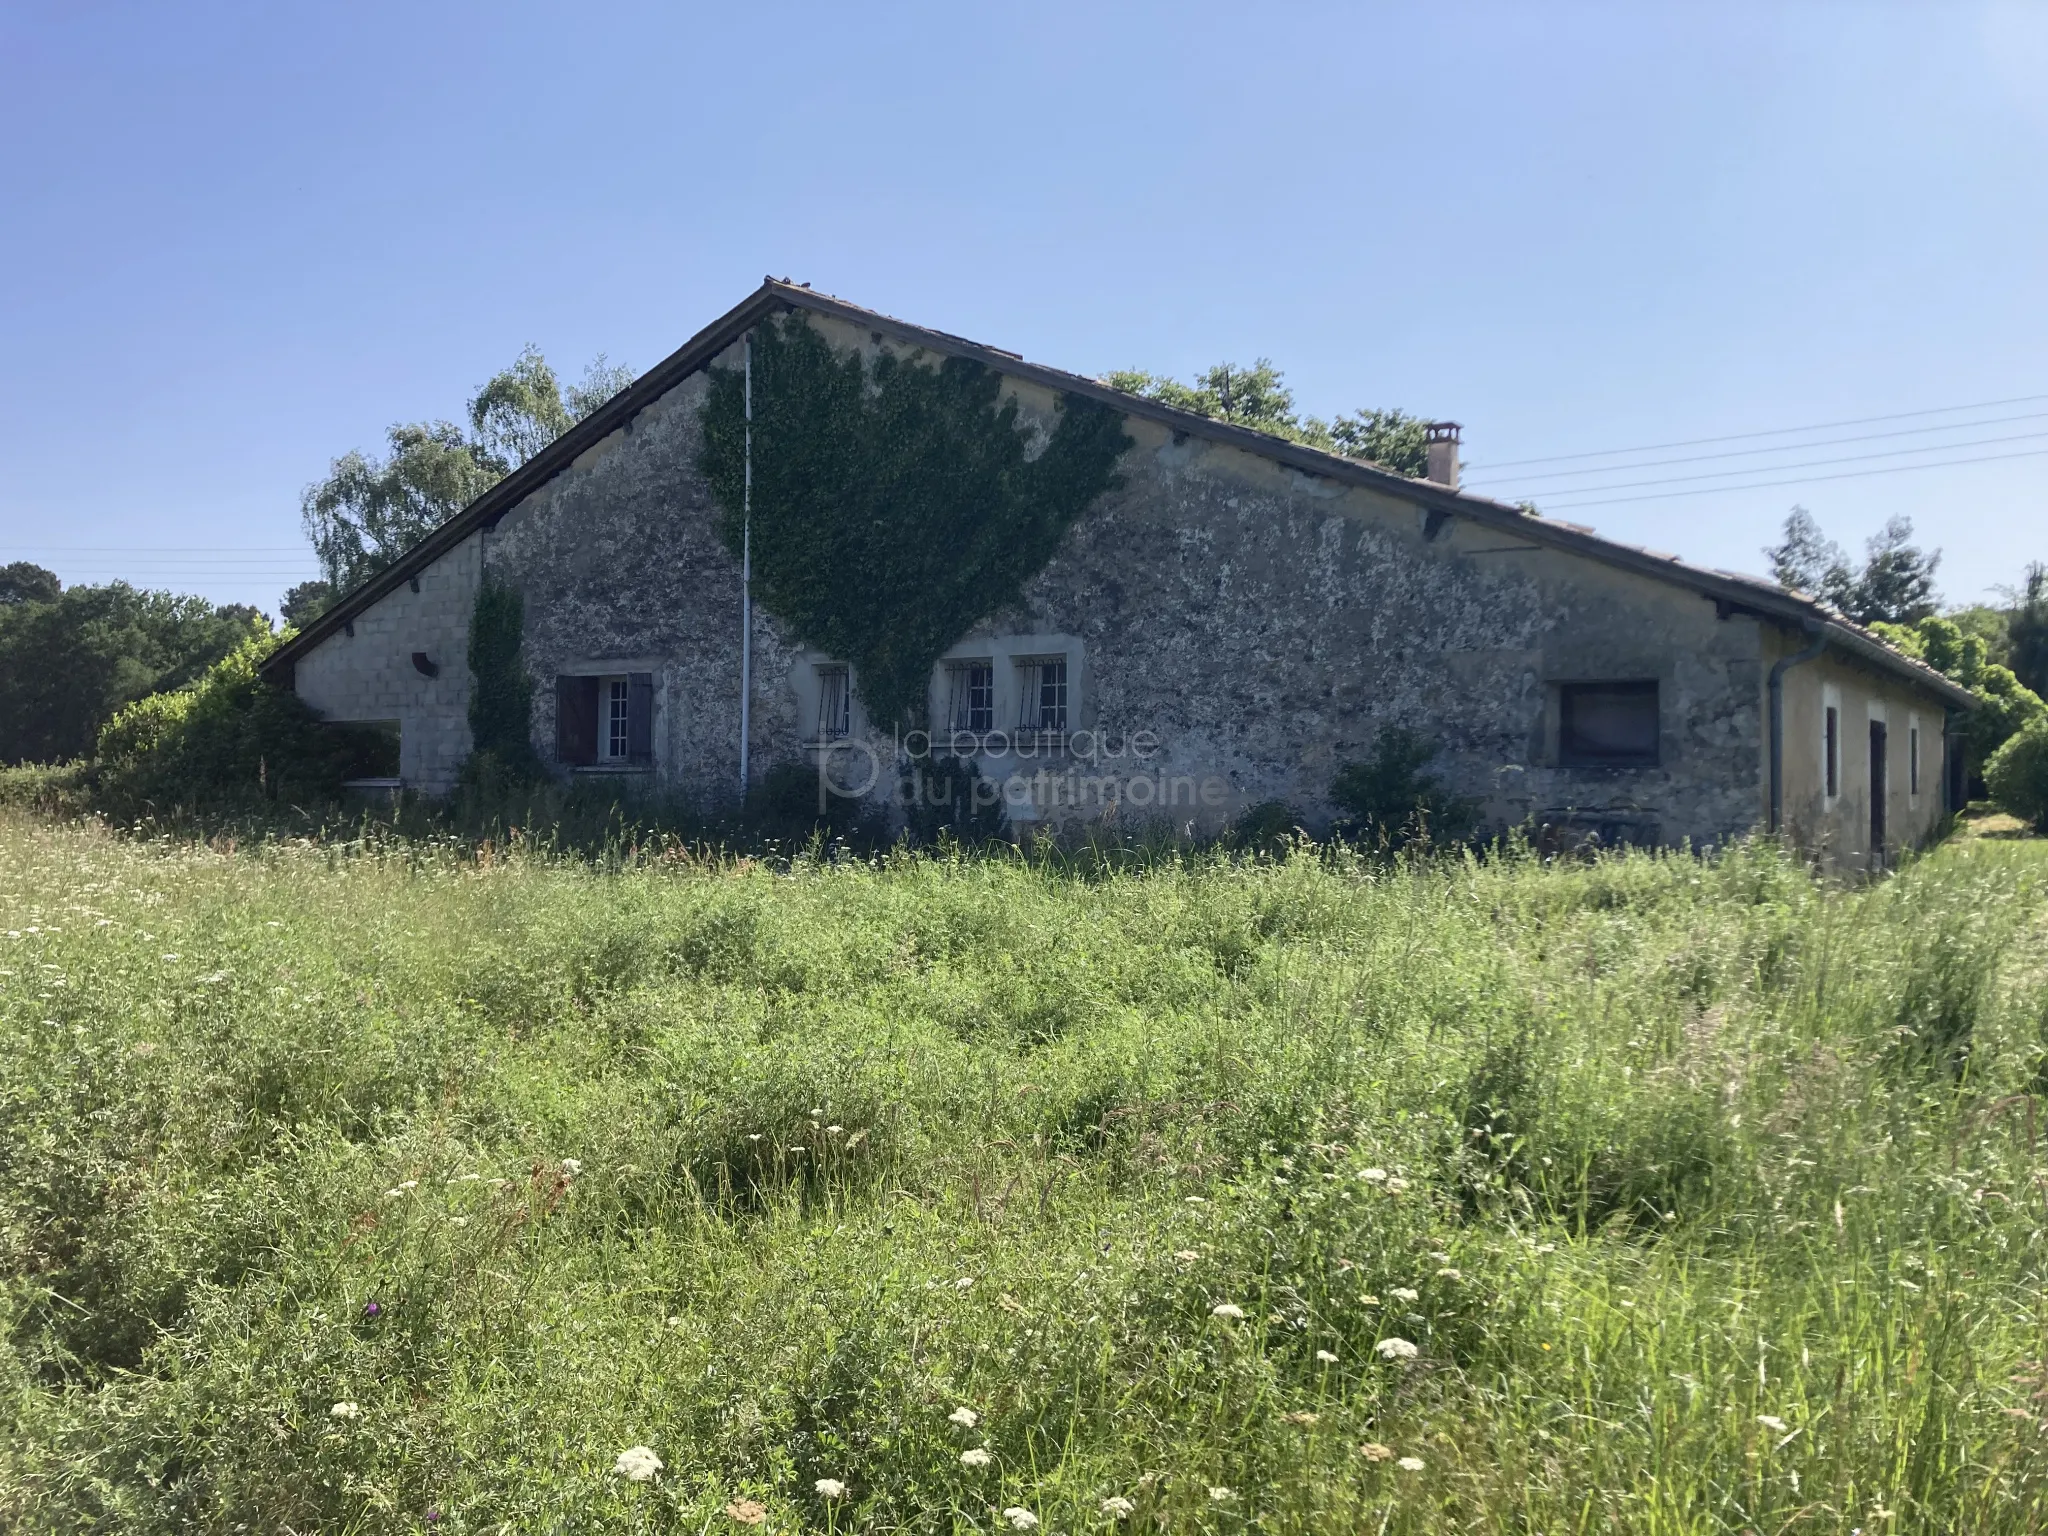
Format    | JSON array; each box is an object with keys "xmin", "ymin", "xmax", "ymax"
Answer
[{"xmin": 3, "ymin": 1, "xmax": 2044, "ymax": 613}]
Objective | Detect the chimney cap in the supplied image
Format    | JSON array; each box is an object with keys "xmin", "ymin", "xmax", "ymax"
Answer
[{"xmin": 1425, "ymin": 421, "xmax": 1462, "ymax": 443}]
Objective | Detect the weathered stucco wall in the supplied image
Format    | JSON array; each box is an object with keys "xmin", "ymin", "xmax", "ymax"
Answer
[
  {"xmin": 286, "ymin": 312, "xmax": 1956, "ymax": 858},
  {"xmin": 291, "ymin": 533, "xmax": 481, "ymax": 794},
  {"xmin": 1774, "ymin": 631, "xmax": 1953, "ymax": 870}
]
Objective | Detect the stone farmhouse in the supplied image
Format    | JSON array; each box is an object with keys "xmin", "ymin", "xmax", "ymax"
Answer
[{"xmin": 263, "ymin": 280, "xmax": 1974, "ymax": 868}]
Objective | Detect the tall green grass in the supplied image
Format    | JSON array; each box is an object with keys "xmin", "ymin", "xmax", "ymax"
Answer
[{"xmin": 1, "ymin": 816, "xmax": 2045, "ymax": 1533}]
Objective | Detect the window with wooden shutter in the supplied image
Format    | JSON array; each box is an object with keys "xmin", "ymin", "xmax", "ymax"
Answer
[
  {"xmin": 626, "ymin": 673, "xmax": 654, "ymax": 763},
  {"xmin": 556, "ymin": 674, "xmax": 599, "ymax": 765}
]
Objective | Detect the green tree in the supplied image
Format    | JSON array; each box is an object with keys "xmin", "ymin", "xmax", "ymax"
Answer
[
  {"xmin": 1104, "ymin": 361, "xmax": 1434, "ymax": 476},
  {"xmin": 301, "ymin": 350, "xmax": 636, "ymax": 597},
  {"xmin": 2005, "ymin": 561, "xmax": 2048, "ymax": 698},
  {"xmin": 1871, "ymin": 613, "xmax": 2046, "ymax": 767},
  {"xmin": 300, "ymin": 422, "xmax": 498, "ymax": 596},
  {"xmin": 97, "ymin": 627, "xmax": 387, "ymax": 810},
  {"xmin": 278, "ymin": 580, "xmax": 333, "ymax": 628},
  {"xmin": 0, "ymin": 562, "xmax": 61, "ymax": 606},
  {"xmin": 1984, "ymin": 715, "xmax": 2048, "ymax": 831},
  {"xmin": 1764, "ymin": 508, "xmax": 1940, "ymax": 624},
  {"xmin": 0, "ymin": 583, "xmax": 266, "ymax": 764},
  {"xmin": 1854, "ymin": 515, "xmax": 1942, "ymax": 624}
]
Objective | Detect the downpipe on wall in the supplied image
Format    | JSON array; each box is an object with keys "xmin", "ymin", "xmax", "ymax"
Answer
[{"xmin": 1768, "ymin": 620, "xmax": 1828, "ymax": 835}]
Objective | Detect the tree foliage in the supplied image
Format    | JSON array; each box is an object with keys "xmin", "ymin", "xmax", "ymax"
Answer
[
  {"xmin": 0, "ymin": 562, "xmax": 61, "ymax": 606},
  {"xmin": 699, "ymin": 314, "xmax": 1132, "ymax": 728},
  {"xmin": 278, "ymin": 580, "xmax": 334, "ymax": 628},
  {"xmin": 2005, "ymin": 561, "xmax": 2048, "ymax": 699},
  {"xmin": 96, "ymin": 627, "xmax": 389, "ymax": 810},
  {"xmin": 1103, "ymin": 360, "xmax": 1434, "ymax": 477},
  {"xmin": 0, "ymin": 582, "xmax": 265, "ymax": 765},
  {"xmin": 1871, "ymin": 613, "xmax": 2047, "ymax": 765},
  {"xmin": 1984, "ymin": 715, "xmax": 2048, "ymax": 832},
  {"xmin": 1764, "ymin": 508, "xmax": 1942, "ymax": 625},
  {"xmin": 301, "ymin": 349, "xmax": 635, "ymax": 596},
  {"xmin": 300, "ymin": 422, "xmax": 499, "ymax": 597}
]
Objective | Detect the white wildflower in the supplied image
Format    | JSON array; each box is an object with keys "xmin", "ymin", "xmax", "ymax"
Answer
[
  {"xmin": 1396, "ymin": 1455, "xmax": 1425, "ymax": 1472},
  {"xmin": 955, "ymin": 1276, "xmax": 975, "ymax": 1289},
  {"xmin": 1436, "ymin": 1267, "xmax": 1461, "ymax": 1281},
  {"xmin": 962, "ymin": 1447, "xmax": 992, "ymax": 1467},
  {"xmin": 560, "ymin": 1158, "xmax": 583, "ymax": 1177},
  {"xmin": 949, "ymin": 1406, "xmax": 980, "ymax": 1427},
  {"xmin": 1360, "ymin": 1167, "xmax": 1387, "ymax": 1183},
  {"xmin": 1004, "ymin": 1507, "xmax": 1039, "ymax": 1529},
  {"xmin": 1757, "ymin": 1414, "xmax": 1788, "ymax": 1433},
  {"xmin": 1101, "ymin": 1495, "xmax": 1136, "ymax": 1517},
  {"xmin": 1208, "ymin": 1486, "xmax": 1236, "ymax": 1502},
  {"xmin": 1390, "ymin": 1287, "xmax": 1419, "ymax": 1302},
  {"xmin": 328, "ymin": 1400, "xmax": 361, "ymax": 1420},
  {"xmin": 1384, "ymin": 1176, "xmax": 1410, "ymax": 1193},
  {"xmin": 1211, "ymin": 1302, "xmax": 1245, "ymax": 1320},
  {"xmin": 815, "ymin": 1478, "xmax": 848, "ymax": 1500},
  {"xmin": 1315, "ymin": 1349, "xmax": 1339, "ymax": 1363},
  {"xmin": 826, "ymin": 1124, "xmax": 843, "ymax": 1134},
  {"xmin": 1360, "ymin": 1441, "xmax": 1393, "ymax": 1461},
  {"xmin": 1375, "ymin": 1337, "xmax": 1419, "ymax": 1361},
  {"xmin": 614, "ymin": 1445, "xmax": 663, "ymax": 1482},
  {"xmin": 1173, "ymin": 1249, "xmax": 1201, "ymax": 1262},
  {"xmin": 398, "ymin": 1179, "xmax": 418, "ymax": 1191}
]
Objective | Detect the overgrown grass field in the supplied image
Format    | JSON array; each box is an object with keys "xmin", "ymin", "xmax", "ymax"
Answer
[{"xmin": 3, "ymin": 817, "xmax": 2046, "ymax": 1533}]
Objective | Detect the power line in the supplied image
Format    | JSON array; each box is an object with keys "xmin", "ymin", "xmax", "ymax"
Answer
[
  {"xmin": 1531, "ymin": 444, "xmax": 2048, "ymax": 511},
  {"xmin": 1463, "ymin": 390, "xmax": 2048, "ymax": 472},
  {"xmin": 1488, "ymin": 427, "xmax": 2048, "ymax": 499},
  {"xmin": 1463, "ymin": 408, "xmax": 2048, "ymax": 487}
]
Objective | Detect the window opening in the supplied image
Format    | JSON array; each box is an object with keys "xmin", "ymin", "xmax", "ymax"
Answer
[
  {"xmin": 1016, "ymin": 657, "xmax": 1068, "ymax": 733},
  {"xmin": 817, "ymin": 666, "xmax": 851, "ymax": 741},
  {"xmin": 945, "ymin": 660, "xmax": 994, "ymax": 734},
  {"xmin": 1559, "ymin": 681, "xmax": 1659, "ymax": 766},
  {"xmin": 1824, "ymin": 705, "xmax": 1839, "ymax": 799},
  {"xmin": 605, "ymin": 678, "xmax": 631, "ymax": 760}
]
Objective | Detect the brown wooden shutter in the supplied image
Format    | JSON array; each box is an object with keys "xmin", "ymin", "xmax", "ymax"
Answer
[
  {"xmin": 626, "ymin": 673, "xmax": 654, "ymax": 763},
  {"xmin": 556, "ymin": 675, "xmax": 599, "ymax": 765}
]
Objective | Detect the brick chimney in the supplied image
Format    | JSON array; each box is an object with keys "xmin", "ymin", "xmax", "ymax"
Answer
[{"xmin": 1425, "ymin": 422, "xmax": 1462, "ymax": 489}]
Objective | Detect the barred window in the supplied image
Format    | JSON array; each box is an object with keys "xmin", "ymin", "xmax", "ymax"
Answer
[
  {"xmin": 1016, "ymin": 657, "xmax": 1068, "ymax": 733},
  {"xmin": 944, "ymin": 660, "xmax": 994, "ymax": 734},
  {"xmin": 816, "ymin": 665, "xmax": 851, "ymax": 741}
]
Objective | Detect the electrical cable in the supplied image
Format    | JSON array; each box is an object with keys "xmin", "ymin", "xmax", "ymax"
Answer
[
  {"xmin": 1530, "ymin": 444, "xmax": 2048, "ymax": 511},
  {"xmin": 1485, "ymin": 428, "xmax": 2048, "ymax": 499},
  {"xmin": 1463, "ymin": 391, "xmax": 2048, "ymax": 471},
  {"xmin": 1462, "ymin": 408, "xmax": 2048, "ymax": 487}
]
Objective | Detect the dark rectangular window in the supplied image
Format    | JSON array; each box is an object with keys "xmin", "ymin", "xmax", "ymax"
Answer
[
  {"xmin": 1909, "ymin": 725, "xmax": 1920, "ymax": 796},
  {"xmin": 1559, "ymin": 681, "xmax": 1659, "ymax": 766},
  {"xmin": 1824, "ymin": 705, "xmax": 1839, "ymax": 798},
  {"xmin": 331, "ymin": 720, "xmax": 401, "ymax": 782}
]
